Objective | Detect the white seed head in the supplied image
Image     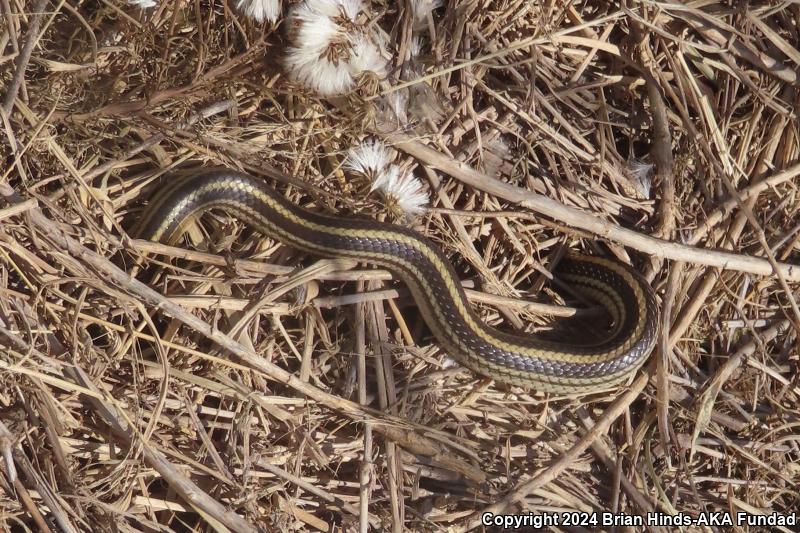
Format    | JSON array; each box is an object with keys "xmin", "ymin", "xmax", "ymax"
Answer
[
  {"xmin": 411, "ymin": 0, "xmax": 442, "ymax": 22},
  {"xmin": 285, "ymin": 0, "xmax": 387, "ymax": 95},
  {"xmin": 345, "ymin": 139, "xmax": 394, "ymax": 177},
  {"xmin": 305, "ymin": 0, "xmax": 362, "ymax": 20},
  {"xmin": 371, "ymin": 165, "xmax": 428, "ymax": 215},
  {"xmin": 348, "ymin": 35, "xmax": 388, "ymax": 79},
  {"xmin": 236, "ymin": 0, "xmax": 281, "ymax": 23},
  {"xmin": 285, "ymin": 48, "xmax": 354, "ymax": 95},
  {"xmin": 338, "ymin": 0, "xmax": 363, "ymax": 20},
  {"xmin": 285, "ymin": 1, "xmax": 355, "ymax": 95},
  {"xmin": 382, "ymin": 90, "xmax": 408, "ymax": 124},
  {"xmin": 290, "ymin": 3, "xmax": 344, "ymax": 51},
  {"xmin": 627, "ymin": 159, "xmax": 655, "ymax": 197},
  {"xmin": 128, "ymin": 0, "xmax": 157, "ymax": 8}
]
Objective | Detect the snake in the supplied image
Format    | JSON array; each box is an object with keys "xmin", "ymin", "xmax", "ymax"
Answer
[{"xmin": 134, "ymin": 170, "xmax": 659, "ymax": 393}]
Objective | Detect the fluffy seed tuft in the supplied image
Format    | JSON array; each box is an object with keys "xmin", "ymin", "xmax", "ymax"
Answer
[
  {"xmin": 348, "ymin": 35, "xmax": 389, "ymax": 79},
  {"xmin": 284, "ymin": 0, "xmax": 388, "ymax": 95},
  {"xmin": 411, "ymin": 0, "xmax": 442, "ymax": 22},
  {"xmin": 236, "ymin": 0, "xmax": 281, "ymax": 22},
  {"xmin": 128, "ymin": 0, "xmax": 158, "ymax": 8},
  {"xmin": 344, "ymin": 139, "xmax": 394, "ymax": 178},
  {"xmin": 371, "ymin": 165, "xmax": 428, "ymax": 216},
  {"xmin": 626, "ymin": 159, "xmax": 655, "ymax": 198}
]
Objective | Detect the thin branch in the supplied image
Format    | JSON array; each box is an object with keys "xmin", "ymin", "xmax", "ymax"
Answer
[
  {"xmin": 2, "ymin": 0, "xmax": 49, "ymax": 114},
  {"xmin": 385, "ymin": 132, "xmax": 800, "ymax": 280}
]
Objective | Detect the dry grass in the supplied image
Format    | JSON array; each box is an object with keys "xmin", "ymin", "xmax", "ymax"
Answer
[{"xmin": 1, "ymin": 1, "xmax": 800, "ymax": 531}]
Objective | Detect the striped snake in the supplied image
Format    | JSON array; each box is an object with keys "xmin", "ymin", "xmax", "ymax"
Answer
[{"xmin": 135, "ymin": 170, "xmax": 659, "ymax": 393}]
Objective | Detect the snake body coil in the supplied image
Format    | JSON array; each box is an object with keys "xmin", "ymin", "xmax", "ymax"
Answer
[{"xmin": 136, "ymin": 170, "xmax": 659, "ymax": 393}]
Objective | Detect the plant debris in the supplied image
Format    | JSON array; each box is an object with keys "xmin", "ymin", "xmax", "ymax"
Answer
[{"xmin": 1, "ymin": 1, "xmax": 799, "ymax": 531}]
